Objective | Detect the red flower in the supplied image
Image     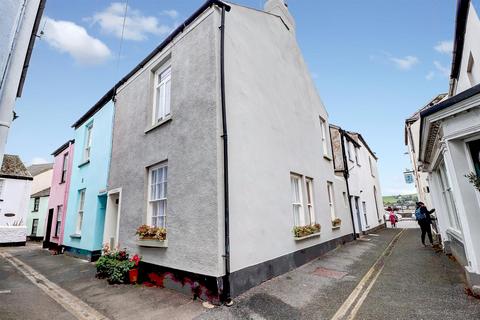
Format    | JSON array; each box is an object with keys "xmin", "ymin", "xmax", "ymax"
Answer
[{"xmin": 130, "ymin": 254, "xmax": 141, "ymax": 267}]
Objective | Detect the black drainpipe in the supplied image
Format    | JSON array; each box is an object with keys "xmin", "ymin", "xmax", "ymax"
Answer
[
  {"xmin": 219, "ymin": 5, "xmax": 232, "ymax": 304},
  {"xmin": 340, "ymin": 129, "xmax": 357, "ymax": 240}
]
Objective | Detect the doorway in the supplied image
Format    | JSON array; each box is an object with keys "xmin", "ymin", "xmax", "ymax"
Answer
[
  {"xmin": 103, "ymin": 190, "xmax": 121, "ymax": 249},
  {"xmin": 42, "ymin": 209, "xmax": 54, "ymax": 248}
]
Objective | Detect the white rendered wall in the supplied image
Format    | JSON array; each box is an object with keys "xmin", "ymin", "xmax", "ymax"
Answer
[
  {"xmin": 225, "ymin": 4, "xmax": 354, "ymax": 273},
  {"xmin": 0, "ymin": 178, "xmax": 31, "ymax": 243}
]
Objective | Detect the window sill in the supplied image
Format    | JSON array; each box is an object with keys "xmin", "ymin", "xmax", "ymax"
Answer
[
  {"xmin": 294, "ymin": 232, "xmax": 321, "ymax": 241},
  {"xmin": 331, "ymin": 225, "xmax": 341, "ymax": 230},
  {"xmin": 323, "ymin": 154, "xmax": 332, "ymax": 161},
  {"xmin": 145, "ymin": 116, "xmax": 172, "ymax": 134},
  {"xmin": 78, "ymin": 160, "xmax": 90, "ymax": 168},
  {"xmin": 135, "ymin": 239, "xmax": 168, "ymax": 248},
  {"xmin": 70, "ymin": 234, "xmax": 81, "ymax": 239}
]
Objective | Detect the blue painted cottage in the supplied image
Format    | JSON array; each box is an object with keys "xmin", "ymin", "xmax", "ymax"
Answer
[{"xmin": 63, "ymin": 100, "xmax": 114, "ymax": 261}]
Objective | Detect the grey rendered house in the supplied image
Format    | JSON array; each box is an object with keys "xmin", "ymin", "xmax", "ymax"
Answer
[{"xmin": 100, "ymin": 0, "xmax": 355, "ymax": 301}]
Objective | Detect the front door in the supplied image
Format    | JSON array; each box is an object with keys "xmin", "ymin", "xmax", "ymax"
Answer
[
  {"xmin": 104, "ymin": 192, "xmax": 120, "ymax": 249},
  {"xmin": 42, "ymin": 209, "xmax": 54, "ymax": 248}
]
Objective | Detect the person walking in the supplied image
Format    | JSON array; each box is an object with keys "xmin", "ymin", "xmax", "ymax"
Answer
[
  {"xmin": 415, "ymin": 202, "xmax": 435, "ymax": 247},
  {"xmin": 388, "ymin": 207, "xmax": 397, "ymax": 228}
]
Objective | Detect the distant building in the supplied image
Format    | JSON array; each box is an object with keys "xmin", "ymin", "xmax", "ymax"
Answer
[
  {"xmin": 0, "ymin": 0, "xmax": 46, "ymax": 164},
  {"xmin": 0, "ymin": 154, "xmax": 32, "ymax": 245},
  {"xmin": 26, "ymin": 163, "xmax": 53, "ymax": 241},
  {"xmin": 330, "ymin": 125, "xmax": 385, "ymax": 234},
  {"xmin": 410, "ymin": 0, "xmax": 480, "ymax": 292},
  {"xmin": 44, "ymin": 140, "xmax": 74, "ymax": 250}
]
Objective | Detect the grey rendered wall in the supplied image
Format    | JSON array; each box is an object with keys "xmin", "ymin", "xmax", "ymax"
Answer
[
  {"xmin": 109, "ymin": 10, "xmax": 224, "ymax": 277},
  {"xmin": 224, "ymin": 4, "xmax": 354, "ymax": 273}
]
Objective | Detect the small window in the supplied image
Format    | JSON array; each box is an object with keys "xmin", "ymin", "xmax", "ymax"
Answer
[
  {"xmin": 0, "ymin": 179, "xmax": 4, "ymax": 200},
  {"xmin": 31, "ymin": 219, "xmax": 39, "ymax": 236},
  {"xmin": 76, "ymin": 189, "xmax": 86, "ymax": 234},
  {"xmin": 327, "ymin": 182, "xmax": 336, "ymax": 221},
  {"xmin": 343, "ymin": 192, "xmax": 348, "ymax": 208},
  {"xmin": 369, "ymin": 157, "xmax": 375, "ymax": 177},
  {"xmin": 60, "ymin": 153, "xmax": 69, "ymax": 183},
  {"xmin": 354, "ymin": 147, "xmax": 360, "ymax": 166},
  {"xmin": 305, "ymin": 178, "xmax": 315, "ymax": 225},
  {"xmin": 153, "ymin": 66, "xmax": 171, "ymax": 124},
  {"xmin": 467, "ymin": 52, "xmax": 476, "ymax": 86},
  {"xmin": 55, "ymin": 205, "xmax": 63, "ymax": 237},
  {"xmin": 83, "ymin": 123, "xmax": 93, "ymax": 162},
  {"xmin": 346, "ymin": 140, "xmax": 353, "ymax": 162},
  {"xmin": 362, "ymin": 201, "xmax": 368, "ymax": 226},
  {"xmin": 320, "ymin": 117, "xmax": 330, "ymax": 157},
  {"xmin": 290, "ymin": 174, "xmax": 304, "ymax": 227},
  {"xmin": 148, "ymin": 164, "xmax": 168, "ymax": 228},
  {"xmin": 33, "ymin": 197, "xmax": 40, "ymax": 212}
]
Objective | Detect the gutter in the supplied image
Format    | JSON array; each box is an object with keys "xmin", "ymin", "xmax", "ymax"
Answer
[
  {"xmin": 339, "ymin": 129, "xmax": 357, "ymax": 240},
  {"xmin": 71, "ymin": 0, "xmax": 231, "ymax": 129},
  {"xmin": 219, "ymin": 4, "xmax": 232, "ymax": 304}
]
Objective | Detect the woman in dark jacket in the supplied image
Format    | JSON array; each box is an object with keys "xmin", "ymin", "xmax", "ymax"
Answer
[{"xmin": 416, "ymin": 202, "xmax": 435, "ymax": 246}]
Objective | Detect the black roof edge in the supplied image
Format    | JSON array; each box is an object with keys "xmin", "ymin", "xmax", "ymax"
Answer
[
  {"xmin": 421, "ymin": 82, "xmax": 480, "ymax": 118},
  {"xmin": 16, "ymin": 0, "xmax": 46, "ymax": 98},
  {"xmin": 0, "ymin": 174, "xmax": 33, "ymax": 181},
  {"xmin": 71, "ymin": 0, "xmax": 231, "ymax": 129},
  {"xmin": 450, "ymin": 0, "xmax": 470, "ymax": 81},
  {"xmin": 51, "ymin": 139, "xmax": 74, "ymax": 156}
]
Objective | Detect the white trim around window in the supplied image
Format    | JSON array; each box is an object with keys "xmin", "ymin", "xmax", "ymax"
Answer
[
  {"xmin": 152, "ymin": 65, "xmax": 171, "ymax": 125},
  {"xmin": 83, "ymin": 123, "xmax": 93, "ymax": 162},
  {"xmin": 327, "ymin": 181, "xmax": 336, "ymax": 221},
  {"xmin": 290, "ymin": 174, "xmax": 304, "ymax": 227},
  {"xmin": 305, "ymin": 177, "xmax": 315, "ymax": 225},
  {"xmin": 147, "ymin": 163, "xmax": 168, "ymax": 228},
  {"xmin": 320, "ymin": 117, "xmax": 330, "ymax": 158},
  {"xmin": 76, "ymin": 189, "xmax": 85, "ymax": 235}
]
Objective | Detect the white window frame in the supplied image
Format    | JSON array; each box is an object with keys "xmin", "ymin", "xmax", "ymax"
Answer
[
  {"xmin": 362, "ymin": 201, "xmax": 368, "ymax": 227},
  {"xmin": 61, "ymin": 153, "xmax": 68, "ymax": 183},
  {"xmin": 76, "ymin": 189, "xmax": 85, "ymax": 235},
  {"xmin": 354, "ymin": 146, "xmax": 360, "ymax": 165},
  {"xmin": 343, "ymin": 192, "xmax": 348, "ymax": 208},
  {"xmin": 290, "ymin": 174, "xmax": 305, "ymax": 227},
  {"xmin": 83, "ymin": 123, "xmax": 93, "ymax": 162},
  {"xmin": 55, "ymin": 205, "xmax": 63, "ymax": 237},
  {"xmin": 347, "ymin": 140, "xmax": 353, "ymax": 162},
  {"xmin": 369, "ymin": 157, "xmax": 375, "ymax": 177},
  {"xmin": 327, "ymin": 181, "xmax": 336, "ymax": 221},
  {"xmin": 320, "ymin": 117, "xmax": 330, "ymax": 157},
  {"xmin": 148, "ymin": 163, "xmax": 168, "ymax": 228},
  {"xmin": 305, "ymin": 177, "xmax": 315, "ymax": 225},
  {"xmin": 152, "ymin": 65, "xmax": 171, "ymax": 125}
]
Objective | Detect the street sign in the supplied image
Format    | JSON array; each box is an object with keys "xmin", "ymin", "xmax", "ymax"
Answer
[{"xmin": 404, "ymin": 171, "xmax": 414, "ymax": 184}]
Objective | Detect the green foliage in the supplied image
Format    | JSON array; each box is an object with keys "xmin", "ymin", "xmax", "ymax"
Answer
[
  {"xmin": 293, "ymin": 224, "xmax": 321, "ymax": 238},
  {"xmin": 382, "ymin": 194, "xmax": 418, "ymax": 207},
  {"xmin": 466, "ymin": 172, "xmax": 480, "ymax": 191},
  {"xmin": 96, "ymin": 247, "xmax": 134, "ymax": 284}
]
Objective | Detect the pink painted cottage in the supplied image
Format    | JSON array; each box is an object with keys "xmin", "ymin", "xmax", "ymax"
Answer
[{"xmin": 43, "ymin": 140, "xmax": 74, "ymax": 250}]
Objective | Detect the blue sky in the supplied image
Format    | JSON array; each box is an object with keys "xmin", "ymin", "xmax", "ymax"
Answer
[{"xmin": 6, "ymin": 0, "xmax": 456, "ymax": 196}]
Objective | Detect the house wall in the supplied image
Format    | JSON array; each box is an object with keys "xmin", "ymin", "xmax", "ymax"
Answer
[
  {"xmin": 26, "ymin": 195, "xmax": 48, "ymax": 238},
  {"xmin": 224, "ymin": 4, "xmax": 354, "ymax": 275},
  {"xmin": 109, "ymin": 9, "xmax": 223, "ymax": 277},
  {"xmin": 0, "ymin": 0, "xmax": 41, "ymax": 162},
  {"xmin": 456, "ymin": 3, "xmax": 480, "ymax": 94},
  {"xmin": 30, "ymin": 169, "xmax": 52, "ymax": 194},
  {"xmin": 63, "ymin": 102, "xmax": 114, "ymax": 255},
  {"xmin": 46, "ymin": 142, "xmax": 74, "ymax": 245},
  {"xmin": 346, "ymin": 138, "xmax": 384, "ymax": 232},
  {"xmin": 0, "ymin": 178, "xmax": 31, "ymax": 243}
]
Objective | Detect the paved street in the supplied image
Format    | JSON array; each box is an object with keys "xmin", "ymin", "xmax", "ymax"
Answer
[{"xmin": 1, "ymin": 229, "xmax": 479, "ymax": 320}]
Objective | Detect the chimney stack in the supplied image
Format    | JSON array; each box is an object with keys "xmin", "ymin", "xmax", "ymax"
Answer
[{"xmin": 264, "ymin": 0, "xmax": 295, "ymax": 32}]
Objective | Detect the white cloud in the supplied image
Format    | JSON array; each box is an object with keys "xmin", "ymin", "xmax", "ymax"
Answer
[
  {"xmin": 434, "ymin": 40, "xmax": 453, "ymax": 54},
  {"xmin": 161, "ymin": 10, "xmax": 179, "ymax": 19},
  {"xmin": 90, "ymin": 3, "xmax": 171, "ymax": 41},
  {"xmin": 389, "ymin": 55, "xmax": 419, "ymax": 70},
  {"xmin": 434, "ymin": 61, "xmax": 450, "ymax": 77},
  {"xmin": 30, "ymin": 157, "xmax": 49, "ymax": 165},
  {"xmin": 425, "ymin": 71, "xmax": 435, "ymax": 80},
  {"xmin": 43, "ymin": 17, "xmax": 111, "ymax": 65}
]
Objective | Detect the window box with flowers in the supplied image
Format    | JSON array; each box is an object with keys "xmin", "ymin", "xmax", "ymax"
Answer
[
  {"xmin": 293, "ymin": 223, "xmax": 321, "ymax": 240},
  {"xmin": 332, "ymin": 218, "xmax": 342, "ymax": 229},
  {"xmin": 135, "ymin": 225, "xmax": 168, "ymax": 248}
]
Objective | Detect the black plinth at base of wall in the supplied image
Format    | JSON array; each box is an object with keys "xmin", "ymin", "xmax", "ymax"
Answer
[
  {"xmin": 63, "ymin": 246, "xmax": 101, "ymax": 262},
  {"xmin": 0, "ymin": 241, "xmax": 26, "ymax": 247}
]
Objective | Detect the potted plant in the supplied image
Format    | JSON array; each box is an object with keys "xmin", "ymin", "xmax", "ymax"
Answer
[
  {"xmin": 96, "ymin": 246, "xmax": 132, "ymax": 284},
  {"xmin": 466, "ymin": 172, "xmax": 480, "ymax": 191},
  {"xmin": 128, "ymin": 254, "xmax": 141, "ymax": 284},
  {"xmin": 135, "ymin": 225, "xmax": 168, "ymax": 247},
  {"xmin": 293, "ymin": 223, "xmax": 321, "ymax": 239},
  {"xmin": 332, "ymin": 218, "xmax": 342, "ymax": 227}
]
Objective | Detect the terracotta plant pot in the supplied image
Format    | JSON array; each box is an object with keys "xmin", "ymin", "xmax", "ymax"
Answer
[{"xmin": 129, "ymin": 268, "xmax": 139, "ymax": 284}]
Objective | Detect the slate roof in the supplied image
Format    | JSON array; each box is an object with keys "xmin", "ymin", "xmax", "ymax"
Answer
[
  {"xmin": 0, "ymin": 155, "xmax": 33, "ymax": 180},
  {"xmin": 27, "ymin": 163, "xmax": 53, "ymax": 176},
  {"xmin": 31, "ymin": 187, "xmax": 50, "ymax": 198}
]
